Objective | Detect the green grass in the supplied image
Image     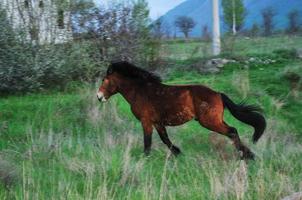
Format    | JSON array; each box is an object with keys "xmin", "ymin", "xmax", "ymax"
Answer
[
  {"xmin": 1, "ymin": 37, "xmax": 302, "ymax": 199},
  {"xmin": 161, "ymin": 35, "xmax": 302, "ymax": 60}
]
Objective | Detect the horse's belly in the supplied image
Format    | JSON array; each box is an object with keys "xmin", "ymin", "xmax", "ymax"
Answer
[
  {"xmin": 162, "ymin": 107, "xmax": 195, "ymax": 126},
  {"xmin": 153, "ymin": 88, "xmax": 196, "ymax": 126}
]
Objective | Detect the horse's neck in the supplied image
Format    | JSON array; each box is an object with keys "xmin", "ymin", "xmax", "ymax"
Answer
[
  {"xmin": 117, "ymin": 80, "xmax": 141, "ymax": 105},
  {"xmin": 117, "ymin": 80, "xmax": 159, "ymax": 105}
]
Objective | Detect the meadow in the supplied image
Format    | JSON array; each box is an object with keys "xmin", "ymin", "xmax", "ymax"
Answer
[{"xmin": 0, "ymin": 36, "xmax": 302, "ymax": 199}]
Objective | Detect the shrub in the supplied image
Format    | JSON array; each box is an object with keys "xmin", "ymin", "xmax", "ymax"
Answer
[
  {"xmin": 0, "ymin": 1, "xmax": 159, "ymax": 95},
  {"xmin": 0, "ymin": 7, "xmax": 107, "ymax": 94},
  {"xmin": 273, "ymin": 48, "xmax": 299, "ymax": 60},
  {"xmin": 34, "ymin": 42, "xmax": 106, "ymax": 90},
  {"xmin": 282, "ymin": 64, "xmax": 302, "ymax": 84},
  {"xmin": 0, "ymin": 9, "xmax": 41, "ymax": 93},
  {"xmin": 281, "ymin": 63, "xmax": 302, "ymax": 98}
]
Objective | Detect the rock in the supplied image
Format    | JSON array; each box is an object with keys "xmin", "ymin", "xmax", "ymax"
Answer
[
  {"xmin": 249, "ymin": 57, "xmax": 256, "ymax": 62},
  {"xmin": 281, "ymin": 192, "xmax": 302, "ymax": 200},
  {"xmin": 195, "ymin": 58, "xmax": 236, "ymax": 74},
  {"xmin": 243, "ymin": 65, "xmax": 249, "ymax": 69}
]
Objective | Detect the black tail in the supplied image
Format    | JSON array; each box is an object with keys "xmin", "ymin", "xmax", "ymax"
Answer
[{"xmin": 221, "ymin": 93, "xmax": 266, "ymax": 143}]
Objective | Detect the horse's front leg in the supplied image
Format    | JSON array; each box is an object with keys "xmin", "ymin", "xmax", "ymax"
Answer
[
  {"xmin": 155, "ymin": 124, "xmax": 181, "ymax": 156},
  {"xmin": 141, "ymin": 120, "xmax": 153, "ymax": 156}
]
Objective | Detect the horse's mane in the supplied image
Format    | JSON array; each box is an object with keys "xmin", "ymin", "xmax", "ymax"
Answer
[{"xmin": 107, "ymin": 61, "xmax": 162, "ymax": 83}]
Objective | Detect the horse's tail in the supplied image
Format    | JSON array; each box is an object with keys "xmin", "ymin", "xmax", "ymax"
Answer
[{"xmin": 221, "ymin": 93, "xmax": 266, "ymax": 143}]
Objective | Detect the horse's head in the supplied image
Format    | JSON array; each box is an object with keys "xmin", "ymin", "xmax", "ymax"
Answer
[
  {"xmin": 97, "ymin": 66, "xmax": 119, "ymax": 102},
  {"xmin": 97, "ymin": 61, "xmax": 162, "ymax": 102}
]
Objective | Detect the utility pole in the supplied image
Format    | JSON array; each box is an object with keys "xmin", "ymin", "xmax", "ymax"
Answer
[
  {"xmin": 212, "ymin": 0, "xmax": 221, "ymax": 55},
  {"xmin": 232, "ymin": 0, "xmax": 237, "ymax": 35}
]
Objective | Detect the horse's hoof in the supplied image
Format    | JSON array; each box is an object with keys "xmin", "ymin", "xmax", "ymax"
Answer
[
  {"xmin": 171, "ymin": 146, "xmax": 181, "ymax": 156},
  {"xmin": 144, "ymin": 150, "xmax": 151, "ymax": 156}
]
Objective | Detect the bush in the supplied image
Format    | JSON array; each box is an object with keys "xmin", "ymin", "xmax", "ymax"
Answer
[
  {"xmin": 33, "ymin": 42, "xmax": 106, "ymax": 90},
  {"xmin": 0, "ymin": 9, "xmax": 41, "ymax": 93},
  {"xmin": 273, "ymin": 48, "xmax": 299, "ymax": 60},
  {"xmin": 281, "ymin": 63, "xmax": 302, "ymax": 98},
  {"xmin": 282, "ymin": 64, "xmax": 302, "ymax": 84},
  {"xmin": 0, "ymin": 1, "xmax": 160, "ymax": 95},
  {"xmin": 0, "ymin": 7, "xmax": 106, "ymax": 95}
]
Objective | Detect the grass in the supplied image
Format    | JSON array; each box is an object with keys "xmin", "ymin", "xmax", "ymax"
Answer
[
  {"xmin": 0, "ymin": 36, "xmax": 302, "ymax": 199},
  {"xmin": 161, "ymin": 35, "xmax": 302, "ymax": 60}
]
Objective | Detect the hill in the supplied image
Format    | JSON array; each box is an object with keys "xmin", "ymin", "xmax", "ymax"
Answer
[{"xmin": 159, "ymin": 0, "xmax": 302, "ymax": 37}]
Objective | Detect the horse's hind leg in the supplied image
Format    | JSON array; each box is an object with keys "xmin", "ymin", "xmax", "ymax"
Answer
[
  {"xmin": 155, "ymin": 124, "xmax": 181, "ymax": 156},
  {"xmin": 199, "ymin": 118, "xmax": 255, "ymax": 160},
  {"xmin": 223, "ymin": 124, "xmax": 255, "ymax": 160}
]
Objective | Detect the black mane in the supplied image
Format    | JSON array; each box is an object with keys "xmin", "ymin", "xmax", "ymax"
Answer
[{"xmin": 107, "ymin": 61, "xmax": 162, "ymax": 83}]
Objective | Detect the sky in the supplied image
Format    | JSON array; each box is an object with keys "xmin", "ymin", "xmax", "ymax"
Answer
[
  {"xmin": 96, "ymin": 0, "xmax": 186, "ymax": 20},
  {"xmin": 147, "ymin": 0, "xmax": 186, "ymax": 19}
]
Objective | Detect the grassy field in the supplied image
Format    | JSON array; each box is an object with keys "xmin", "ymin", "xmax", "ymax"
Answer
[
  {"xmin": 0, "ymin": 36, "xmax": 302, "ymax": 199},
  {"xmin": 161, "ymin": 36, "xmax": 302, "ymax": 60}
]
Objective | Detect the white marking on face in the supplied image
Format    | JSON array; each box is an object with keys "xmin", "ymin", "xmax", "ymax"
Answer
[{"xmin": 97, "ymin": 91, "xmax": 107, "ymax": 102}]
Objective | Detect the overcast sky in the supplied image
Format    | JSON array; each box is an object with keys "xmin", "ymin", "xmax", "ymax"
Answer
[{"xmin": 96, "ymin": 0, "xmax": 186, "ymax": 20}]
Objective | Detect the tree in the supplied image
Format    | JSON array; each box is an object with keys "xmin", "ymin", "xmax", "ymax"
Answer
[
  {"xmin": 152, "ymin": 19, "xmax": 172, "ymax": 39},
  {"xmin": 174, "ymin": 16, "xmax": 196, "ymax": 38},
  {"xmin": 201, "ymin": 25, "xmax": 211, "ymax": 41},
  {"xmin": 212, "ymin": 0, "xmax": 221, "ymax": 55},
  {"xmin": 250, "ymin": 23, "xmax": 260, "ymax": 37},
  {"xmin": 70, "ymin": 0, "xmax": 95, "ymax": 32},
  {"xmin": 261, "ymin": 7, "xmax": 276, "ymax": 36},
  {"xmin": 287, "ymin": 10, "xmax": 300, "ymax": 34},
  {"xmin": 131, "ymin": 0, "xmax": 150, "ymax": 38},
  {"xmin": 75, "ymin": 0, "xmax": 157, "ymax": 66},
  {"xmin": 131, "ymin": 0, "xmax": 152, "ymax": 62},
  {"xmin": 152, "ymin": 18, "xmax": 164, "ymax": 39},
  {"xmin": 222, "ymin": 0, "xmax": 245, "ymax": 35},
  {"xmin": 70, "ymin": 0, "xmax": 95, "ymax": 12}
]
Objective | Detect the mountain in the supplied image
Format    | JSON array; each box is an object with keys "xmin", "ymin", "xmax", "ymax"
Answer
[{"xmin": 159, "ymin": 0, "xmax": 302, "ymax": 37}]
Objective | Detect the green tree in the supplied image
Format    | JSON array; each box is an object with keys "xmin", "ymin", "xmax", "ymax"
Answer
[
  {"xmin": 131, "ymin": 0, "xmax": 158, "ymax": 66},
  {"xmin": 174, "ymin": 16, "xmax": 196, "ymax": 38},
  {"xmin": 287, "ymin": 10, "xmax": 300, "ymax": 34},
  {"xmin": 250, "ymin": 23, "xmax": 260, "ymax": 37},
  {"xmin": 222, "ymin": 0, "xmax": 246, "ymax": 35},
  {"xmin": 261, "ymin": 7, "xmax": 276, "ymax": 36},
  {"xmin": 53, "ymin": 0, "xmax": 94, "ymax": 11},
  {"xmin": 131, "ymin": 0, "xmax": 150, "ymax": 36}
]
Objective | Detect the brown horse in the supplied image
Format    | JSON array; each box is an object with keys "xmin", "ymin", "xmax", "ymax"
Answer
[{"xmin": 97, "ymin": 61, "xmax": 266, "ymax": 160}]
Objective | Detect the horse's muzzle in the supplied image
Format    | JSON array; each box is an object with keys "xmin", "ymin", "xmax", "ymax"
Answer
[{"xmin": 97, "ymin": 92, "xmax": 107, "ymax": 102}]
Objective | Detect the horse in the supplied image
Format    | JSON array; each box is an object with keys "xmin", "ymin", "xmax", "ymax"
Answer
[{"xmin": 97, "ymin": 61, "xmax": 266, "ymax": 160}]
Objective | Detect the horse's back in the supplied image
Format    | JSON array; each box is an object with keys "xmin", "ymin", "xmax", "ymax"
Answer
[
  {"xmin": 159, "ymin": 84, "xmax": 220, "ymax": 104},
  {"xmin": 189, "ymin": 84, "xmax": 222, "ymax": 104},
  {"xmin": 147, "ymin": 83, "xmax": 221, "ymax": 126}
]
